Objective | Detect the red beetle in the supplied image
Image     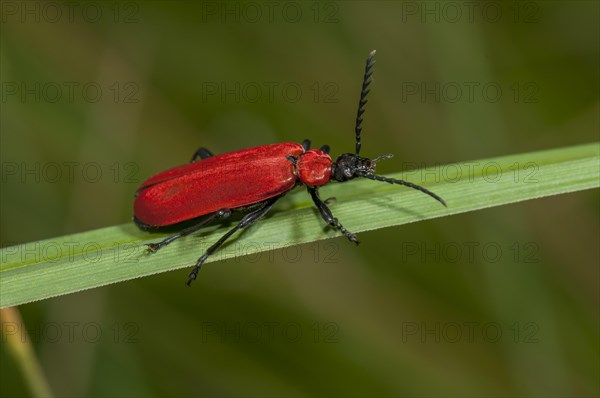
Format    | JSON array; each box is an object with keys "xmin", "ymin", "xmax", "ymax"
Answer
[{"xmin": 134, "ymin": 50, "xmax": 446, "ymax": 285}]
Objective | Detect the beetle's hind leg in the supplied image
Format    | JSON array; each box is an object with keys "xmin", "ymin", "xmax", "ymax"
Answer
[
  {"xmin": 145, "ymin": 209, "xmax": 232, "ymax": 253},
  {"xmin": 187, "ymin": 195, "xmax": 283, "ymax": 286},
  {"xmin": 190, "ymin": 147, "xmax": 214, "ymax": 162}
]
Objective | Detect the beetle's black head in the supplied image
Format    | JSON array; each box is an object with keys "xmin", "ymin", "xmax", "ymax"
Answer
[{"xmin": 331, "ymin": 153, "xmax": 391, "ymax": 182}]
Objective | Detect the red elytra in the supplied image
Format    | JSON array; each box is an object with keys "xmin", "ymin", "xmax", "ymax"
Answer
[
  {"xmin": 134, "ymin": 143, "xmax": 330, "ymax": 227},
  {"xmin": 134, "ymin": 50, "xmax": 446, "ymax": 286}
]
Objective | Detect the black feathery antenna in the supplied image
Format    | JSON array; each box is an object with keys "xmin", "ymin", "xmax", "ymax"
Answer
[
  {"xmin": 355, "ymin": 50, "xmax": 377, "ymax": 155},
  {"xmin": 360, "ymin": 173, "xmax": 447, "ymax": 207}
]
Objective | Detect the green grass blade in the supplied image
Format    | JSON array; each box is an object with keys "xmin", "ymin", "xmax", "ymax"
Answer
[
  {"xmin": 0, "ymin": 308, "xmax": 54, "ymax": 397},
  {"xmin": 1, "ymin": 142, "xmax": 598, "ymax": 308}
]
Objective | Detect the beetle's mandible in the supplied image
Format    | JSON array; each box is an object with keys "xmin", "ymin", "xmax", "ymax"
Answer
[{"xmin": 133, "ymin": 50, "xmax": 446, "ymax": 285}]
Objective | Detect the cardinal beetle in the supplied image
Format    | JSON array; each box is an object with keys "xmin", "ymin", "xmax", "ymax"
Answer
[{"xmin": 134, "ymin": 50, "xmax": 446, "ymax": 286}]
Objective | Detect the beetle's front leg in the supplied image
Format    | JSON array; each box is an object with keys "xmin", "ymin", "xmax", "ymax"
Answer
[{"xmin": 308, "ymin": 187, "xmax": 359, "ymax": 245}]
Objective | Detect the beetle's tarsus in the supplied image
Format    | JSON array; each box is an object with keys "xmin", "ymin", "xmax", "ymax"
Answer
[
  {"xmin": 336, "ymin": 221, "xmax": 359, "ymax": 245},
  {"xmin": 186, "ymin": 271, "xmax": 197, "ymax": 286},
  {"xmin": 146, "ymin": 243, "xmax": 160, "ymax": 253}
]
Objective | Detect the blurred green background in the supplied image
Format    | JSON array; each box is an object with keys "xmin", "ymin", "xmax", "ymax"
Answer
[{"xmin": 1, "ymin": 1, "xmax": 598, "ymax": 397}]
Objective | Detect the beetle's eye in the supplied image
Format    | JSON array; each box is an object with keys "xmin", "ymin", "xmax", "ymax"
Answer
[{"xmin": 344, "ymin": 168, "xmax": 353, "ymax": 177}]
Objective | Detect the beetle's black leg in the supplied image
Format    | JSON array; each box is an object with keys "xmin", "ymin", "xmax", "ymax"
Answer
[
  {"xmin": 287, "ymin": 155, "xmax": 297, "ymax": 166},
  {"xmin": 308, "ymin": 187, "xmax": 359, "ymax": 245},
  {"xmin": 190, "ymin": 147, "xmax": 214, "ymax": 163},
  {"xmin": 302, "ymin": 139, "xmax": 311, "ymax": 151},
  {"xmin": 319, "ymin": 144, "xmax": 330, "ymax": 154},
  {"xmin": 323, "ymin": 197, "xmax": 336, "ymax": 205},
  {"xmin": 145, "ymin": 209, "xmax": 232, "ymax": 253},
  {"xmin": 187, "ymin": 195, "xmax": 282, "ymax": 286}
]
